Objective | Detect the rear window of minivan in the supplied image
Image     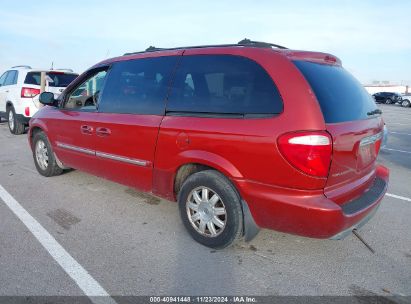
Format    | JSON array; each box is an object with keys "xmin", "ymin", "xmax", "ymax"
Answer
[
  {"xmin": 24, "ymin": 72, "xmax": 78, "ymax": 87},
  {"xmin": 293, "ymin": 61, "xmax": 378, "ymax": 123}
]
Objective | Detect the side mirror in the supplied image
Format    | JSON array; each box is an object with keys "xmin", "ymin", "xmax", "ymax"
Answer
[{"xmin": 39, "ymin": 92, "xmax": 56, "ymax": 106}]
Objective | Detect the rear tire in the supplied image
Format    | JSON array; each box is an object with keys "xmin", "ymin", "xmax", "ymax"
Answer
[
  {"xmin": 401, "ymin": 99, "xmax": 410, "ymax": 108},
  {"xmin": 385, "ymin": 98, "xmax": 392, "ymax": 104},
  {"xmin": 178, "ymin": 170, "xmax": 243, "ymax": 249},
  {"xmin": 7, "ymin": 106, "xmax": 25, "ymax": 135},
  {"xmin": 32, "ymin": 131, "xmax": 63, "ymax": 177}
]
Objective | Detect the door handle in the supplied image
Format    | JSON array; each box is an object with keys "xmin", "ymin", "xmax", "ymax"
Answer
[
  {"xmin": 80, "ymin": 125, "xmax": 93, "ymax": 135},
  {"xmin": 96, "ymin": 127, "xmax": 111, "ymax": 137}
]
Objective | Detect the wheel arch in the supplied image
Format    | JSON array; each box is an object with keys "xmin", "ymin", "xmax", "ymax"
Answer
[
  {"xmin": 174, "ymin": 163, "xmax": 215, "ymax": 197},
  {"xmin": 28, "ymin": 123, "xmax": 48, "ymax": 149},
  {"xmin": 173, "ymin": 150, "xmax": 243, "ymax": 198}
]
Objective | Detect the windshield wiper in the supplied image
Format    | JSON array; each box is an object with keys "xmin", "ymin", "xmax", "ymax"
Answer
[{"xmin": 367, "ymin": 109, "xmax": 382, "ymax": 116}]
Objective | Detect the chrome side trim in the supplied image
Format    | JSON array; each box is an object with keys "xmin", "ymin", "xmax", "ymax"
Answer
[
  {"xmin": 96, "ymin": 151, "xmax": 148, "ymax": 167},
  {"xmin": 56, "ymin": 142, "xmax": 95, "ymax": 156},
  {"xmin": 55, "ymin": 142, "xmax": 149, "ymax": 167},
  {"xmin": 360, "ymin": 132, "xmax": 383, "ymax": 147}
]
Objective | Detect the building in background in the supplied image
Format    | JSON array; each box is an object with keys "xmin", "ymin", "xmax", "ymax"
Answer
[{"xmin": 364, "ymin": 81, "xmax": 409, "ymax": 95}]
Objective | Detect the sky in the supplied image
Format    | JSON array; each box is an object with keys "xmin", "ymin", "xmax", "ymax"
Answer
[{"xmin": 0, "ymin": 0, "xmax": 410, "ymax": 85}]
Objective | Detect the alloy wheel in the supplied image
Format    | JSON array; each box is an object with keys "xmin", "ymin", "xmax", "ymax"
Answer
[
  {"xmin": 186, "ymin": 186, "xmax": 227, "ymax": 237},
  {"xmin": 35, "ymin": 139, "xmax": 49, "ymax": 170},
  {"xmin": 8, "ymin": 110, "xmax": 14, "ymax": 131}
]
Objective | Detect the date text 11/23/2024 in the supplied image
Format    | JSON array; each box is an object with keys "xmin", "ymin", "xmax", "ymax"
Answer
[{"xmin": 149, "ymin": 296, "xmax": 257, "ymax": 303}]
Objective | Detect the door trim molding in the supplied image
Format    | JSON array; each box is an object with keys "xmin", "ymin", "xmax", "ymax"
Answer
[
  {"xmin": 56, "ymin": 142, "xmax": 95, "ymax": 155},
  {"xmin": 55, "ymin": 141, "xmax": 150, "ymax": 167},
  {"xmin": 96, "ymin": 151, "xmax": 149, "ymax": 167}
]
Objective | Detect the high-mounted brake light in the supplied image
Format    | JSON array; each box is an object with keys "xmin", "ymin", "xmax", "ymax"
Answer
[
  {"xmin": 278, "ymin": 131, "xmax": 332, "ymax": 177},
  {"xmin": 324, "ymin": 55, "xmax": 337, "ymax": 63},
  {"xmin": 21, "ymin": 87, "xmax": 40, "ymax": 98}
]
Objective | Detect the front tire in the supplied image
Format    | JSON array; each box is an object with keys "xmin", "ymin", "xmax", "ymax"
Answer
[
  {"xmin": 7, "ymin": 106, "xmax": 25, "ymax": 135},
  {"xmin": 178, "ymin": 170, "xmax": 243, "ymax": 249},
  {"xmin": 32, "ymin": 131, "xmax": 63, "ymax": 177},
  {"xmin": 385, "ymin": 98, "xmax": 392, "ymax": 104}
]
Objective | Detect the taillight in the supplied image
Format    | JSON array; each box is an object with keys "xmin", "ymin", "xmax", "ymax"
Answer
[
  {"xmin": 25, "ymin": 107, "xmax": 30, "ymax": 116},
  {"xmin": 21, "ymin": 87, "xmax": 40, "ymax": 98},
  {"xmin": 375, "ymin": 139, "xmax": 382, "ymax": 154},
  {"xmin": 278, "ymin": 131, "xmax": 332, "ymax": 177}
]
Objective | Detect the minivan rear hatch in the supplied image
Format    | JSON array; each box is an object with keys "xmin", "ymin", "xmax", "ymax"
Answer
[{"xmin": 293, "ymin": 59, "xmax": 383, "ymax": 205}]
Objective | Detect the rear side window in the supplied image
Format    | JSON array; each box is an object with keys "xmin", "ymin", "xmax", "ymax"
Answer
[
  {"xmin": 167, "ymin": 55, "xmax": 283, "ymax": 117},
  {"xmin": 4, "ymin": 70, "xmax": 18, "ymax": 86},
  {"xmin": 294, "ymin": 61, "xmax": 378, "ymax": 123},
  {"xmin": 24, "ymin": 72, "xmax": 78, "ymax": 87},
  {"xmin": 99, "ymin": 56, "xmax": 178, "ymax": 115}
]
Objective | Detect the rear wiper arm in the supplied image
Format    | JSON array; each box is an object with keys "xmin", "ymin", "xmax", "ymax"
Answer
[{"xmin": 367, "ymin": 109, "xmax": 382, "ymax": 116}]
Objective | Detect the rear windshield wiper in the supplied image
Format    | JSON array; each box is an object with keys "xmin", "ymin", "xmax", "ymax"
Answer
[{"xmin": 367, "ymin": 109, "xmax": 382, "ymax": 116}]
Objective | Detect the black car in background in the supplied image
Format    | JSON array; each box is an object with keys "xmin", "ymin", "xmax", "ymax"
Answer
[{"xmin": 373, "ymin": 92, "xmax": 402, "ymax": 104}]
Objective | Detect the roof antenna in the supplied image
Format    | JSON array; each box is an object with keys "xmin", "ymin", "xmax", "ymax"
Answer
[{"xmin": 51, "ymin": 61, "xmax": 54, "ymax": 70}]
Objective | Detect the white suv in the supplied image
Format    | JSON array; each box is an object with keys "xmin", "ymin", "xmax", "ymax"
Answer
[{"xmin": 0, "ymin": 66, "xmax": 78, "ymax": 134}]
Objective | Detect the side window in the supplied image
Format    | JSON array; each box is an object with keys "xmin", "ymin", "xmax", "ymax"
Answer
[
  {"xmin": 98, "ymin": 56, "xmax": 178, "ymax": 115},
  {"xmin": 167, "ymin": 55, "xmax": 283, "ymax": 116},
  {"xmin": 64, "ymin": 69, "xmax": 107, "ymax": 111},
  {"xmin": 24, "ymin": 72, "xmax": 41, "ymax": 85},
  {"xmin": 4, "ymin": 71, "xmax": 17, "ymax": 86},
  {"xmin": 0, "ymin": 72, "xmax": 7, "ymax": 86}
]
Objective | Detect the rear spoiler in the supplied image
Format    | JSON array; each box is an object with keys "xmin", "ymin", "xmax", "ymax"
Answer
[{"xmin": 284, "ymin": 50, "xmax": 342, "ymax": 66}]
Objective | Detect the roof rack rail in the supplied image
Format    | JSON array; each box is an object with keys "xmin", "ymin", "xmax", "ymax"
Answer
[
  {"xmin": 237, "ymin": 38, "xmax": 288, "ymax": 49},
  {"xmin": 123, "ymin": 46, "xmax": 167, "ymax": 55},
  {"xmin": 145, "ymin": 46, "xmax": 165, "ymax": 52},
  {"xmin": 11, "ymin": 65, "xmax": 32, "ymax": 69},
  {"xmin": 123, "ymin": 39, "xmax": 288, "ymax": 56},
  {"xmin": 54, "ymin": 68, "xmax": 74, "ymax": 72}
]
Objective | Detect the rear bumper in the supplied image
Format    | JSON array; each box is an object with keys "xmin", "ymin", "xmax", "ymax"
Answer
[
  {"xmin": 235, "ymin": 165, "xmax": 389, "ymax": 239},
  {"xmin": 329, "ymin": 202, "xmax": 380, "ymax": 240}
]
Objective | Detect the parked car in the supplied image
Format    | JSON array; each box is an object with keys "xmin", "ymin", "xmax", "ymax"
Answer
[
  {"xmin": 28, "ymin": 40, "xmax": 389, "ymax": 249},
  {"xmin": 372, "ymin": 92, "xmax": 402, "ymax": 104},
  {"xmin": 400, "ymin": 95, "xmax": 411, "ymax": 107},
  {"xmin": 0, "ymin": 66, "xmax": 78, "ymax": 134}
]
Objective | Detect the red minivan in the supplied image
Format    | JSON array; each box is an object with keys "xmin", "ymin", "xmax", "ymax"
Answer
[{"xmin": 29, "ymin": 40, "xmax": 389, "ymax": 248}]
